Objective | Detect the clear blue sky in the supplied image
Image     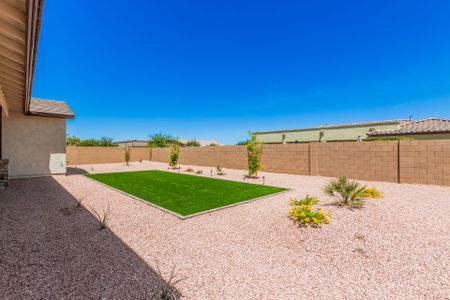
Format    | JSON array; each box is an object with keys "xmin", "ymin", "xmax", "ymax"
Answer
[{"xmin": 32, "ymin": 0, "xmax": 450, "ymax": 144}]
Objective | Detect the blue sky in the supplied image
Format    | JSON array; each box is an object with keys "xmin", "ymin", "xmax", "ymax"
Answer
[{"xmin": 32, "ymin": 0, "xmax": 450, "ymax": 144}]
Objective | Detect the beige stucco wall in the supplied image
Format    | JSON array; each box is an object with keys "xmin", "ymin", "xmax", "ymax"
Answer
[
  {"xmin": 2, "ymin": 111, "xmax": 67, "ymax": 178},
  {"xmin": 256, "ymin": 123, "xmax": 401, "ymax": 143}
]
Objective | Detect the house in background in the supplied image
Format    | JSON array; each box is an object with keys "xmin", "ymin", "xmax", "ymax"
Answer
[
  {"xmin": 0, "ymin": 0, "xmax": 74, "ymax": 181},
  {"xmin": 115, "ymin": 140, "xmax": 149, "ymax": 147},
  {"xmin": 116, "ymin": 139, "xmax": 223, "ymax": 147},
  {"xmin": 254, "ymin": 118, "xmax": 450, "ymax": 144}
]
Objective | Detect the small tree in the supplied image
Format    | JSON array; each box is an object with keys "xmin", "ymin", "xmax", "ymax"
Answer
[
  {"xmin": 124, "ymin": 147, "xmax": 131, "ymax": 166},
  {"xmin": 246, "ymin": 133, "xmax": 263, "ymax": 178},
  {"xmin": 169, "ymin": 142, "xmax": 180, "ymax": 168},
  {"xmin": 99, "ymin": 137, "xmax": 116, "ymax": 147},
  {"xmin": 149, "ymin": 133, "xmax": 172, "ymax": 148},
  {"xmin": 66, "ymin": 134, "xmax": 81, "ymax": 146},
  {"xmin": 186, "ymin": 139, "xmax": 200, "ymax": 147}
]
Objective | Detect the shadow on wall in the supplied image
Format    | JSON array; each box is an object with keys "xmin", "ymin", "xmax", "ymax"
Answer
[{"xmin": 0, "ymin": 177, "xmax": 181, "ymax": 299}]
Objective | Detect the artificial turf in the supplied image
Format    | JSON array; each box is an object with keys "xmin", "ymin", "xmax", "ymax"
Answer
[{"xmin": 86, "ymin": 170, "xmax": 287, "ymax": 216}]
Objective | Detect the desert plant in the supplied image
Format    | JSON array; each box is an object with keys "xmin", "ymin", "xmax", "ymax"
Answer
[
  {"xmin": 75, "ymin": 195, "xmax": 87, "ymax": 208},
  {"xmin": 90, "ymin": 203, "xmax": 112, "ymax": 230},
  {"xmin": 149, "ymin": 133, "xmax": 172, "ymax": 148},
  {"xmin": 236, "ymin": 139, "xmax": 251, "ymax": 145},
  {"xmin": 216, "ymin": 165, "xmax": 226, "ymax": 175},
  {"xmin": 186, "ymin": 139, "xmax": 200, "ymax": 147},
  {"xmin": 353, "ymin": 247, "xmax": 367, "ymax": 257},
  {"xmin": 288, "ymin": 195, "xmax": 331, "ymax": 227},
  {"xmin": 290, "ymin": 194, "xmax": 319, "ymax": 206},
  {"xmin": 99, "ymin": 137, "xmax": 116, "ymax": 147},
  {"xmin": 169, "ymin": 143, "xmax": 180, "ymax": 168},
  {"xmin": 185, "ymin": 167, "xmax": 194, "ymax": 172},
  {"xmin": 246, "ymin": 133, "xmax": 263, "ymax": 178},
  {"xmin": 124, "ymin": 147, "xmax": 131, "ymax": 166},
  {"xmin": 360, "ymin": 187, "xmax": 384, "ymax": 199},
  {"xmin": 153, "ymin": 263, "xmax": 186, "ymax": 300},
  {"xmin": 354, "ymin": 233, "xmax": 366, "ymax": 242},
  {"xmin": 195, "ymin": 170, "xmax": 203, "ymax": 175},
  {"xmin": 66, "ymin": 134, "xmax": 81, "ymax": 146},
  {"xmin": 323, "ymin": 176, "xmax": 367, "ymax": 206}
]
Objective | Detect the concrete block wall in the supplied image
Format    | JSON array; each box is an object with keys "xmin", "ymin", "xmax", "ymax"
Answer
[
  {"xmin": 316, "ymin": 141, "xmax": 399, "ymax": 183},
  {"xmin": 67, "ymin": 146, "xmax": 151, "ymax": 165},
  {"xmin": 67, "ymin": 140, "xmax": 450, "ymax": 187},
  {"xmin": 399, "ymin": 140, "xmax": 450, "ymax": 186}
]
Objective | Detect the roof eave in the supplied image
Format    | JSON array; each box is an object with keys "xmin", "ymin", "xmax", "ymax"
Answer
[
  {"xmin": 27, "ymin": 111, "xmax": 75, "ymax": 119},
  {"xmin": 24, "ymin": 0, "xmax": 44, "ymax": 114}
]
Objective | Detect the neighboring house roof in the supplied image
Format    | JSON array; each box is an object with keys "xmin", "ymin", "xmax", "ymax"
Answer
[
  {"xmin": 368, "ymin": 118, "xmax": 450, "ymax": 136},
  {"xmin": 254, "ymin": 119, "xmax": 410, "ymax": 134},
  {"xmin": 178, "ymin": 139, "xmax": 223, "ymax": 146},
  {"xmin": 116, "ymin": 140, "xmax": 148, "ymax": 144},
  {"xmin": 28, "ymin": 98, "xmax": 75, "ymax": 119}
]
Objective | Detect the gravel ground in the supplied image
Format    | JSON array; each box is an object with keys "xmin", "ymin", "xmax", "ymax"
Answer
[{"xmin": 1, "ymin": 161, "xmax": 449, "ymax": 299}]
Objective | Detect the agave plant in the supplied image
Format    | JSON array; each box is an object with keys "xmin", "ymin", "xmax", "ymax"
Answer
[{"xmin": 323, "ymin": 176, "xmax": 367, "ymax": 206}]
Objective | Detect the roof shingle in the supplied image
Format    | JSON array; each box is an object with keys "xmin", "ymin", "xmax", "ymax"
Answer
[
  {"xmin": 28, "ymin": 98, "xmax": 75, "ymax": 119},
  {"xmin": 368, "ymin": 118, "xmax": 450, "ymax": 136}
]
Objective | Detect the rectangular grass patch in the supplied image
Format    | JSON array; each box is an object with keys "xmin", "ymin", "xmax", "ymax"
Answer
[{"xmin": 86, "ymin": 170, "xmax": 287, "ymax": 217}]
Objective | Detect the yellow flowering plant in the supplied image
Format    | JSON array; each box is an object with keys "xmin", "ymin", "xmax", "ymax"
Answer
[
  {"xmin": 360, "ymin": 187, "xmax": 384, "ymax": 199},
  {"xmin": 288, "ymin": 195, "xmax": 331, "ymax": 227}
]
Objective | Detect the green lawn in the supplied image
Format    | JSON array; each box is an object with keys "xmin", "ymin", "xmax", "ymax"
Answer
[{"xmin": 86, "ymin": 170, "xmax": 287, "ymax": 217}]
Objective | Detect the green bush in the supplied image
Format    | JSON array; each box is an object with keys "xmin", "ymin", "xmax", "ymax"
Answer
[
  {"xmin": 288, "ymin": 195, "xmax": 331, "ymax": 227},
  {"xmin": 323, "ymin": 176, "xmax": 367, "ymax": 206},
  {"xmin": 149, "ymin": 133, "xmax": 173, "ymax": 148},
  {"xmin": 246, "ymin": 133, "xmax": 263, "ymax": 178},
  {"xmin": 169, "ymin": 143, "xmax": 180, "ymax": 168},
  {"xmin": 186, "ymin": 139, "xmax": 200, "ymax": 147}
]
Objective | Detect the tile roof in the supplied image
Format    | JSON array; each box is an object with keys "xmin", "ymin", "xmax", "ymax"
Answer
[
  {"xmin": 28, "ymin": 98, "xmax": 75, "ymax": 119},
  {"xmin": 368, "ymin": 118, "xmax": 450, "ymax": 136}
]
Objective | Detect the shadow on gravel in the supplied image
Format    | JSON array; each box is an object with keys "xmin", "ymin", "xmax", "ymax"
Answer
[
  {"xmin": 0, "ymin": 177, "xmax": 181, "ymax": 299},
  {"xmin": 66, "ymin": 167, "xmax": 89, "ymax": 175}
]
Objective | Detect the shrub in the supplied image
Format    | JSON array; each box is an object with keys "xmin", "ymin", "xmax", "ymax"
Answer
[
  {"xmin": 66, "ymin": 134, "xmax": 80, "ymax": 146},
  {"xmin": 216, "ymin": 165, "xmax": 226, "ymax": 176},
  {"xmin": 169, "ymin": 143, "xmax": 180, "ymax": 168},
  {"xmin": 185, "ymin": 167, "xmax": 194, "ymax": 172},
  {"xmin": 288, "ymin": 195, "xmax": 331, "ymax": 227},
  {"xmin": 149, "ymin": 133, "xmax": 172, "ymax": 148},
  {"xmin": 246, "ymin": 133, "xmax": 263, "ymax": 178},
  {"xmin": 195, "ymin": 170, "xmax": 203, "ymax": 175},
  {"xmin": 360, "ymin": 187, "xmax": 384, "ymax": 199},
  {"xmin": 124, "ymin": 147, "xmax": 131, "ymax": 166},
  {"xmin": 323, "ymin": 176, "xmax": 367, "ymax": 206},
  {"xmin": 186, "ymin": 139, "xmax": 200, "ymax": 147}
]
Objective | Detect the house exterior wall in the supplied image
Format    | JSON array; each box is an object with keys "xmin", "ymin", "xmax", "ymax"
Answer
[
  {"xmin": 367, "ymin": 133, "xmax": 450, "ymax": 140},
  {"xmin": 255, "ymin": 123, "xmax": 400, "ymax": 143},
  {"xmin": 2, "ymin": 111, "xmax": 67, "ymax": 178}
]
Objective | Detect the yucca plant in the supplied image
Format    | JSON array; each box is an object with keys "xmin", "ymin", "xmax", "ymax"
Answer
[
  {"xmin": 323, "ymin": 176, "xmax": 367, "ymax": 206},
  {"xmin": 90, "ymin": 203, "xmax": 112, "ymax": 230},
  {"xmin": 153, "ymin": 263, "xmax": 186, "ymax": 300}
]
